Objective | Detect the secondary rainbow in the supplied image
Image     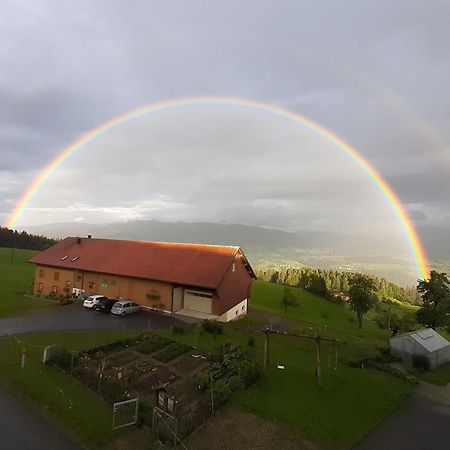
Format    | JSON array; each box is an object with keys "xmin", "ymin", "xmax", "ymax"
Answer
[{"xmin": 5, "ymin": 96, "xmax": 430, "ymax": 279}]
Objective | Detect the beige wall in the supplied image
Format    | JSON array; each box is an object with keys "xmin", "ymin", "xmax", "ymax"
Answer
[{"xmin": 33, "ymin": 265, "xmax": 173, "ymax": 311}]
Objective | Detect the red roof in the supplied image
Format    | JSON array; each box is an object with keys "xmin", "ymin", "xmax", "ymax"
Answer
[{"xmin": 28, "ymin": 237, "xmax": 255, "ymax": 289}]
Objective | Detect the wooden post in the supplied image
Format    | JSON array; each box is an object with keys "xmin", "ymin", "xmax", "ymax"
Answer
[
  {"xmin": 263, "ymin": 329, "xmax": 270, "ymax": 370},
  {"xmin": 21, "ymin": 347, "xmax": 26, "ymax": 368},
  {"xmin": 315, "ymin": 336, "xmax": 321, "ymax": 388}
]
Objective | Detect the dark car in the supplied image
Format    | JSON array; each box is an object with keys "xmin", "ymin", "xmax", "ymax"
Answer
[{"xmin": 93, "ymin": 298, "xmax": 116, "ymax": 313}]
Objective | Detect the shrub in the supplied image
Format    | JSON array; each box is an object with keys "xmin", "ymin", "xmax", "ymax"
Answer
[
  {"xmin": 247, "ymin": 336, "xmax": 255, "ymax": 348},
  {"xmin": 137, "ymin": 400, "xmax": 152, "ymax": 427},
  {"xmin": 211, "ymin": 381, "xmax": 232, "ymax": 407},
  {"xmin": 197, "ymin": 372, "xmax": 210, "ymax": 391},
  {"xmin": 47, "ymin": 348, "xmax": 73, "ymax": 372},
  {"xmin": 412, "ymin": 354, "xmax": 430, "ymax": 371},
  {"xmin": 201, "ymin": 319, "xmax": 223, "ymax": 336}
]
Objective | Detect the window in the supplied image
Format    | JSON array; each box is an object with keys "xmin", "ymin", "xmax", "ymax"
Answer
[
  {"xmin": 89, "ymin": 282, "xmax": 96, "ymax": 289},
  {"xmin": 232, "ymin": 263, "xmax": 235, "ymax": 272},
  {"xmin": 54, "ymin": 272, "xmax": 60, "ymax": 281},
  {"xmin": 66, "ymin": 280, "xmax": 71, "ymax": 287},
  {"xmin": 185, "ymin": 290, "xmax": 212, "ymax": 298},
  {"xmin": 71, "ymin": 256, "xmax": 79, "ymax": 262},
  {"xmin": 39, "ymin": 269, "xmax": 45, "ymax": 278},
  {"xmin": 37, "ymin": 283, "xmax": 43, "ymax": 292},
  {"xmin": 61, "ymin": 255, "xmax": 68, "ymax": 260},
  {"xmin": 52, "ymin": 286, "xmax": 59, "ymax": 294}
]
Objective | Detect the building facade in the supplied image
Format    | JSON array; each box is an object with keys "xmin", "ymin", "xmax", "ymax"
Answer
[{"xmin": 29, "ymin": 237, "xmax": 255, "ymax": 322}]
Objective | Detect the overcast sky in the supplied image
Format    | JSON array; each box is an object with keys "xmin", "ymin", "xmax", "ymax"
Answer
[{"xmin": 1, "ymin": 1, "xmax": 449, "ymax": 260}]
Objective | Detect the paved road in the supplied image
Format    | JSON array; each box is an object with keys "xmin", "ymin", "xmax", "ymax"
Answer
[
  {"xmin": 0, "ymin": 383, "xmax": 81, "ymax": 450},
  {"xmin": 354, "ymin": 384, "xmax": 450, "ymax": 450},
  {"xmin": 0, "ymin": 302, "xmax": 194, "ymax": 337}
]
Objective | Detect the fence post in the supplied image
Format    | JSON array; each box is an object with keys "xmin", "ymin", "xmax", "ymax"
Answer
[{"xmin": 21, "ymin": 347, "xmax": 26, "ymax": 368}]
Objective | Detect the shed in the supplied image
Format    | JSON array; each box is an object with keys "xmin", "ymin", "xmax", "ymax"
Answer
[{"xmin": 390, "ymin": 328, "xmax": 450, "ymax": 369}]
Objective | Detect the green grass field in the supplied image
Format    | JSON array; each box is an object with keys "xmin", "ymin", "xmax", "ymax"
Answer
[
  {"xmin": 0, "ymin": 249, "xmax": 417, "ymax": 449},
  {"xmin": 0, "ymin": 247, "xmax": 58, "ymax": 317}
]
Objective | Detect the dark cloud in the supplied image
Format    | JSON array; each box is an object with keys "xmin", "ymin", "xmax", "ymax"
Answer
[{"xmin": 0, "ymin": 0, "xmax": 449, "ymax": 259}]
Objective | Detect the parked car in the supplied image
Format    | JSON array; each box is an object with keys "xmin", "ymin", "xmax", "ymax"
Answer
[
  {"xmin": 111, "ymin": 300, "xmax": 141, "ymax": 316},
  {"xmin": 83, "ymin": 295, "xmax": 109, "ymax": 309},
  {"xmin": 93, "ymin": 298, "xmax": 117, "ymax": 313}
]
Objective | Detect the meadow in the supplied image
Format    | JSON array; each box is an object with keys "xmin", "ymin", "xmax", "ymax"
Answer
[{"xmin": 0, "ymin": 247, "xmax": 58, "ymax": 316}]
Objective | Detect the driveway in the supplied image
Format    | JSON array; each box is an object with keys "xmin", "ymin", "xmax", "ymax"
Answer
[
  {"xmin": 0, "ymin": 302, "xmax": 196, "ymax": 337},
  {"xmin": 354, "ymin": 383, "xmax": 450, "ymax": 450},
  {"xmin": 0, "ymin": 383, "xmax": 80, "ymax": 450}
]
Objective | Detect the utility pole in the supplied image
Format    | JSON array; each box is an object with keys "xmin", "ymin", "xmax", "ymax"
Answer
[{"xmin": 315, "ymin": 336, "xmax": 321, "ymax": 388}]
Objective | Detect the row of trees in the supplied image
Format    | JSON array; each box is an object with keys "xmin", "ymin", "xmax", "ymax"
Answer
[
  {"xmin": 274, "ymin": 267, "xmax": 450, "ymax": 333},
  {"xmin": 256, "ymin": 267, "xmax": 421, "ymax": 304},
  {"xmin": 0, "ymin": 227, "xmax": 56, "ymax": 251}
]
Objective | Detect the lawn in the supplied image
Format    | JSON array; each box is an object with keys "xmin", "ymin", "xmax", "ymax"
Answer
[
  {"xmin": 0, "ymin": 330, "xmax": 146, "ymax": 449},
  {"xmin": 0, "ymin": 247, "xmax": 58, "ymax": 317}
]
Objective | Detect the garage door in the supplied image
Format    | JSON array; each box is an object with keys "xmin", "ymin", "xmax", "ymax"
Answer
[{"xmin": 183, "ymin": 290, "xmax": 212, "ymax": 314}]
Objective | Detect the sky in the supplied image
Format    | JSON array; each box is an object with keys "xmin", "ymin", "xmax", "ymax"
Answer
[{"xmin": 1, "ymin": 1, "xmax": 449, "ymax": 261}]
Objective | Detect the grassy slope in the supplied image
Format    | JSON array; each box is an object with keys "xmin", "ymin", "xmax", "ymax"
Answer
[
  {"xmin": 0, "ymin": 330, "xmax": 144, "ymax": 448},
  {"xmin": 0, "ymin": 247, "xmax": 58, "ymax": 316}
]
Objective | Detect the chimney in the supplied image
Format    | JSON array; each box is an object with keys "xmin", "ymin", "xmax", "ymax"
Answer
[
  {"xmin": 76, "ymin": 237, "xmax": 81, "ymax": 244},
  {"xmin": 87, "ymin": 235, "xmax": 92, "ymax": 239}
]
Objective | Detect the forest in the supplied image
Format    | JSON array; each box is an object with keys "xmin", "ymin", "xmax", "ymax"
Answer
[
  {"xmin": 0, "ymin": 227, "xmax": 57, "ymax": 251},
  {"xmin": 256, "ymin": 266, "xmax": 421, "ymax": 305}
]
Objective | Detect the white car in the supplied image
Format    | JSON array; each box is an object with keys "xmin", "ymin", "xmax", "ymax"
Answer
[
  {"xmin": 83, "ymin": 295, "xmax": 109, "ymax": 309},
  {"xmin": 111, "ymin": 300, "xmax": 141, "ymax": 316}
]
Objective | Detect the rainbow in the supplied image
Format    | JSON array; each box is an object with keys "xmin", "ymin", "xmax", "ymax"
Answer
[{"xmin": 5, "ymin": 96, "xmax": 430, "ymax": 279}]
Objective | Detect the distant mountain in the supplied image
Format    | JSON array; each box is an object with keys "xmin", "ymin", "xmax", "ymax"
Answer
[{"xmin": 22, "ymin": 219, "xmax": 436, "ymax": 286}]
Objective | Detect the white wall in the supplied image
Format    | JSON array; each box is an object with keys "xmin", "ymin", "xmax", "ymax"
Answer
[{"xmin": 218, "ymin": 298, "xmax": 248, "ymax": 322}]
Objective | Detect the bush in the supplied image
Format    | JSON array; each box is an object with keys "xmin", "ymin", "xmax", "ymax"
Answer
[
  {"xmin": 247, "ymin": 336, "xmax": 255, "ymax": 348},
  {"xmin": 137, "ymin": 400, "xmax": 152, "ymax": 427},
  {"xmin": 47, "ymin": 348, "xmax": 73, "ymax": 372},
  {"xmin": 211, "ymin": 381, "xmax": 232, "ymax": 407},
  {"xmin": 201, "ymin": 319, "xmax": 223, "ymax": 336},
  {"xmin": 412, "ymin": 354, "xmax": 430, "ymax": 371}
]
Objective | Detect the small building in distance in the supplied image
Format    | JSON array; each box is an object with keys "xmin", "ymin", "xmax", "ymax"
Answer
[
  {"xmin": 390, "ymin": 328, "xmax": 450, "ymax": 369},
  {"xmin": 28, "ymin": 236, "xmax": 256, "ymax": 322}
]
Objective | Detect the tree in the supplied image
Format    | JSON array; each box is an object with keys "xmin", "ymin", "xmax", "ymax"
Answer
[
  {"xmin": 348, "ymin": 274, "xmax": 378, "ymax": 328},
  {"xmin": 281, "ymin": 287, "xmax": 298, "ymax": 315},
  {"xmin": 416, "ymin": 271, "xmax": 450, "ymax": 329}
]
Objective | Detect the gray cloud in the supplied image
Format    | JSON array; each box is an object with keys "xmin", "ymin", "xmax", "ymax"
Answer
[{"xmin": 1, "ymin": 0, "xmax": 449, "ymax": 260}]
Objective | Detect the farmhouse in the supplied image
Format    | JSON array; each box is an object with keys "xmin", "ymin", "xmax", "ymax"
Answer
[
  {"xmin": 28, "ymin": 236, "xmax": 256, "ymax": 322},
  {"xmin": 390, "ymin": 328, "xmax": 450, "ymax": 369}
]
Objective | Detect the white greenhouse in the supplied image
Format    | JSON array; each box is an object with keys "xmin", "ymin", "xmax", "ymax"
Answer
[{"xmin": 390, "ymin": 328, "xmax": 450, "ymax": 370}]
